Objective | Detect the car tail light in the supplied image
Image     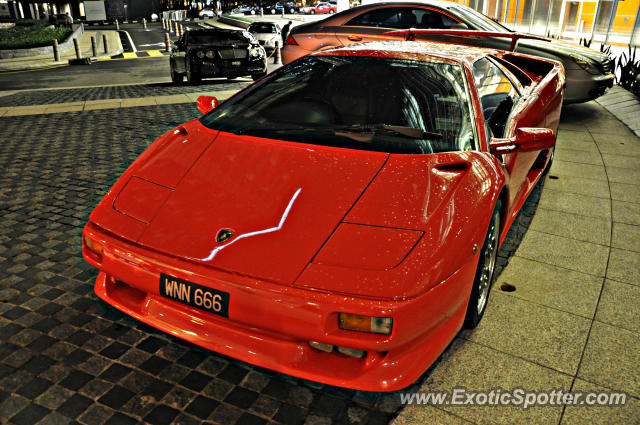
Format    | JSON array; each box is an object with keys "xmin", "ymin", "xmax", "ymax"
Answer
[
  {"xmin": 285, "ymin": 35, "xmax": 298, "ymax": 46},
  {"xmin": 339, "ymin": 313, "xmax": 393, "ymax": 335},
  {"xmin": 84, "ymin": 235, "xmax": 104, "ymax": 261}
]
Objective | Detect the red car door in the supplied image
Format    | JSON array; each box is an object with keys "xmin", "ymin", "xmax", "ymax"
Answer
[{"xmin": 471, "ymin": 56, "xmax": 561, "ymax": 216}]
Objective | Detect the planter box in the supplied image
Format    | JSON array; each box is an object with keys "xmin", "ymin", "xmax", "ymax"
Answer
[{"xmin": 0, "ymin": 23, "xmax": 84, "ymax": 59}]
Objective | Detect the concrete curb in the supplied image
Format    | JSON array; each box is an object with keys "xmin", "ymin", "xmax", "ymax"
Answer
[
  {"xmin": 0, "ymin": 23, "xmax": 84, "ymax": 59},
  {"xmin": 0, "ymin": 30, "xmax": 123, "ymax": 72},
  {"xmin": 595, "ymin": 85, "xmax": 640, "ymax": 137}
]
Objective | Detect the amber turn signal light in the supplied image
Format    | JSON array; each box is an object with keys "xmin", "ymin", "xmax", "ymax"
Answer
[
  {"xmin": 339, "ymin": 313, "xmax": 392, "ymax": 335},
  {"xmin": 84, "ymin": 235, "xmax": 104, "ymax": 259}
]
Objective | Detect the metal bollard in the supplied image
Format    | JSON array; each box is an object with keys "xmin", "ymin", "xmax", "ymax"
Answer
[
  {"xmin": 162, "ymin": 18, "xmax": 166, "ymax": 30},
  {"xmin": 169, "ymin": 20, "xmax": 174, "ymax": 33},
  {"xmin": 282, "ymin": 8, "xmax": 285, "ymax": 17},
  {"xmin": 179, "ymin": 23, "xmax": 184, "ymax": 37},
  {"xmin": 273, "ymin": 41, "xmax": 281, "ymax": 64},
  {"xmin": 260, "ymin": 7, "xmax": 263, "ymax": 17},
  {"xmin": 91, "ymin": 36, "xmax": 97, "ymax": 57},
  {"xmin": 115, "ymin": 18, "xmax": 119, "ymax": 30},
  {"xmin": 143, "ymin": 18, "xmax": 147, "ymax": 30},
  {"xmin": 165, "ymin": 32, "xmax": 171, "ymax": 53},
  {"xmin": 102, "ymin": 34, "xmax": 108, "ymax": 54},
  {"xmin": 52, "ymin": 39, "xmax": 59, "ymax": 61},
  {"xmin": 73, "ymin": 38, "xmax": 81, "ymax": 59}
]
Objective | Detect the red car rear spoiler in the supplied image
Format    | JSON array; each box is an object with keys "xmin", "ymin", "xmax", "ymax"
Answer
[{"xmin": 382, "ymin": 30, "xmax": 549, "ymax": 52}]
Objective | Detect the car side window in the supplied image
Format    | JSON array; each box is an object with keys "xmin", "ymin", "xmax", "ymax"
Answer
[
  {"xmin": 412, "ymin": 9, "xmax": 461, "ymax": 29},
  {"xmin": 472, "ymin": 57, "xmax": 520, "ymax": 139},
  {"xmin": 346, "ymin": 7, "xmax": 461, "ymax": 29},
  {"xmin": 346, "ymin": 8, "xmax": 410, "ymax": 28}
]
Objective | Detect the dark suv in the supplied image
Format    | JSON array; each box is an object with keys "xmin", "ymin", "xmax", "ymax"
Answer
[{"xmin": 170, "ymin": 29, "xmax": 267, "ymax": 84}]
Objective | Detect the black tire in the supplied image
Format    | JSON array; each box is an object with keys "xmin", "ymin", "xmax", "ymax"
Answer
[
  {"xmin": 251, "ymin": 72, "xmax": 267, "ymax": 81},
  {"xmin": 170, "ymin": 61, "xmax": 183, "ymax": 83},
  {"xmin": 271, "ymin": 8, "xmax": 276, "ymax": 14},
  {"xmin": 186, "ymin": 64, "xmax": 201, "ymax": 85},
  {"xmin": 464, "ymin": 200, "xmax": 501, "ymax": 329},
  {"xmin": 310, "ymin": 10, "xmax": 315, "ymax": 14},
  {"xmin": 329, "ymin": 9, "xmax": 335, "ymax": 14},
  {"xmin": 290, "ymin": 8, "xmax": 295, "ymax": 13}
]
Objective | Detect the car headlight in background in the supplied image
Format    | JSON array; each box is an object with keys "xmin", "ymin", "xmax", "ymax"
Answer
[
  {"xmin": 205, "ymin": 50, "xmax": 215, "ymax": 59},
  {"xmin": 249, "ymin": 46, "xmax": 264, "ymax": 59},
  {"xmin": 196, "ymin": 50, "xmax": 205, "ymax": 59},
  {"xmin": 573, "ymin": 57, "xmax": 600, "ymax": 75}
]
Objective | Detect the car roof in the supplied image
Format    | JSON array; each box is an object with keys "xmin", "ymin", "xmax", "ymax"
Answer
[
  {"xmin": 186, "ymin": 28, "xmax": 243, "ymax": 35},
  {"xmin": 313, "ymin": 40, "xmax": 492, "ymax": 67},
  {"xmin": 360, "ymin": 0, "xmax": 456, "ymax": 7}
]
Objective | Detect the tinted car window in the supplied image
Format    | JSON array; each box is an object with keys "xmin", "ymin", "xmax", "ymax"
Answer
[
  {"xmin": 472, "ymin": 57, "xmax": 519, "ymax": 137},
  {"xmin": 200, "ymin": 56, "xmax": 475, "ymax": 154},
  {"xmin": 346, "ymin": 7, "xmax": 459, "ymax": 29},
  {"xmin": 413, "ymin": 9, "xmax": 460, "ymax": 29},
  {"xmin": 346, "ymin": 8, "xmax": 409, "ymax": 28},
  {"xmin": 449, "ymin": 4, "xmax": 512, "ymax": 32}
]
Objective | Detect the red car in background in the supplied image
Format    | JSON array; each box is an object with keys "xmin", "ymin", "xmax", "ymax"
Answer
[
  {"xmin": 83, "ymin": 41, "xmax": 563, "ymax": 391},
  {"xmin": 301, "ymin": 2, "xmax": 337, "ymax": 14}
]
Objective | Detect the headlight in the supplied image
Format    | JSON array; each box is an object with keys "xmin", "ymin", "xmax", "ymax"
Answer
[
  {"xmin": 249, "ymin": 46, "xmax": 264, "ymax": 59},
  {"xmin": 574, "ymin": 57, "xmax": 600, "ymax": 75},
  {"xmin": 205, "ymin": 50, "xmax": 214, "ymax": 59},
  {"xmin": 196, "ymin": 50, "xmax": 205, "ymax": 59}
]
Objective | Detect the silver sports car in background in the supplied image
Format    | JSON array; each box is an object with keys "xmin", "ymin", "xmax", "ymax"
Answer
[{"xmin": 282, "ymin": 0, "xmax": 613, "ymax": 103}]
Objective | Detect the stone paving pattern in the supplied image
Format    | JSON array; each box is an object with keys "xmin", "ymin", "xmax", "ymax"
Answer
[
  {"xmin": 0, "ymin": 83, "xmax": 638, "ymax": 425},
  {"xmin": 0, "ymin": 81, "xmax": 250, "ymax": 107},
  {"xmin": 0, "ymin": 101, "xmax": 411, "ymax": 425}
]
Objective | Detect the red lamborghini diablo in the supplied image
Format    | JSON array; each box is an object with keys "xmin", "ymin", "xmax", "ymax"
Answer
[{"xmin": 82, "ymin": 41, "xmax": 564, "ymax": 391}]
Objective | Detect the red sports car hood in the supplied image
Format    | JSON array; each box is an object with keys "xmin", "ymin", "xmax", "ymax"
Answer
[{"xmin": 135, "ymin": 130, "xmax": 388, "ymax": 285}]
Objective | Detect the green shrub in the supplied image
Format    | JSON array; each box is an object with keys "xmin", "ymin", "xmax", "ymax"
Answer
[{"xmin": 0, "ymin": 19, "xmax": 72, "ymax": 49}]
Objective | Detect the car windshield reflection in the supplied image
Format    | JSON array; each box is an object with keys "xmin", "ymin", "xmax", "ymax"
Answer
[{"xmin": 200, "ymin": 56, "xmax": 475, "ymax": 155}]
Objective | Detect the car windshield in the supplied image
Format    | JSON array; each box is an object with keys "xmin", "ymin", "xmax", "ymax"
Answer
[
  {"xmin": 200, "ymin": 55, "xmax": 475, "ymax": 155},
  {"xmin": 188, "ymin": 31, "xmax": 251, "ymax": 44},
  {"xmin": 450, "ymin": 5, "xmax": 512, "ymax": 33},
  {"xmin": 249, "ymin": 23, "xmax": 277, "ymax": 33}
]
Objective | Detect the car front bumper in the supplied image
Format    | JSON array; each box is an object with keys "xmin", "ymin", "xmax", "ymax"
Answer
[
  {"xmin": 192, "ymin": 58, "xmax": 266, "ymax": 77},
  {"xmin": 83, "ymin": 221, "xmax": 477, "ymax": 391},
  {"xmin": 565, "ymin": 69, "xmax": 614, "ymax": 104}
]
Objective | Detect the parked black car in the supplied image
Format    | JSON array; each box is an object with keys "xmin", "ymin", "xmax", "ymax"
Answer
[
  {"xmin": 275, "ymin": 2, "xmax": 300, "ymax": 13},
  {"xmin": 170, "ymin": 29, "xmax": 267, "ymax": 84}
]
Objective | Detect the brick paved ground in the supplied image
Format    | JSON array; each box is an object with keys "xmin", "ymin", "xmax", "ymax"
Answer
[
  {"xmin": 0, "ymin": 82, "xmax": 251, "ymax": 107},
  {"xmin": 0, "ymin": 90, "xmax": 542, "ymax": 425}
]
